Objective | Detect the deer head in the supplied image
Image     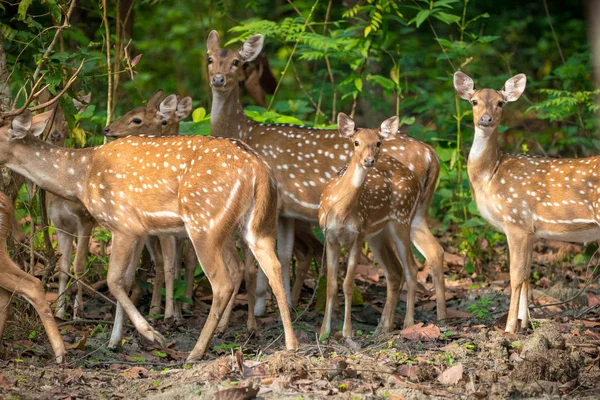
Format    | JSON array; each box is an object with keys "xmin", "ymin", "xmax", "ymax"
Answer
[
  {"xmin": 454, "ymin": 72, "xmax": 527, "ymax": 135},
  {"xmin": 337, "ymin": 112, "xmax": 399, "ymax": 169},
  {"xmin": 0, "ymin": 110, "xmax": 52, "ymax": 164},
  {"xmin": 104, "ymin": 91, "xmax": 192, "ymax": 138},
  {"xmin": 206, "ymin": 30, "xmax": 264, "ymax": 92}
]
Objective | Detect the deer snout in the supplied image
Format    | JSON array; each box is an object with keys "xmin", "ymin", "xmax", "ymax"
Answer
[
  {"xmin": 49, "ymin": 131, "xmax": 62, "ymax": 144},
  {"xmin": 478, "ymin": 114, "xmax": 494, "ymax": 127},
  {"xmin": 212, "ymin": 74, "xmax": 225, "ymax": 87},
  {"xmin": 363, "ymin": 157, "xmax": 375, "ymax": 168},
  {"xmin": 103, "ymin": 127, "xmax": 112, "ymax": 136}
]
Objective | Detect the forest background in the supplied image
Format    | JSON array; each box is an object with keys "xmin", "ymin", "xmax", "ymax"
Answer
[{"xmin": 1, "ymin": 0, "xmax": 599, "ymax": 274}]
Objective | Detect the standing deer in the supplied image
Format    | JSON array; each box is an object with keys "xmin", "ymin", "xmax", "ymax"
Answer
[
  {"xmin": 207, "ymin": 31, "xmax": 447, "ymax": 321},
  {"xmin": 104, "ymin": 90, "xmax": 194, "ymax": 321},
  {"xmin": 319, "ymin": 113, "xmax": 421, "ymax": 337},
  {"xmin": 0, "ymin": 102, "xmax": 297, "ymax": 362},
  {"xmin": 43, "ymin": 92, "xmax": 95, "ymax": 320},
  {"xmin": 453, "ymin": 71, "xmax": 600, "ymax": 333},
  {"xmin": 0, "ymin": 177, "xmax": 66, "ymax": 363}
]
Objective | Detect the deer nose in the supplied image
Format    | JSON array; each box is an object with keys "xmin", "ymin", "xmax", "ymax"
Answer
[
  {"xmin": 103, "ymin": 127, "xmax": 111, "ymax": 136},
  {"xmin": 49, "ymin": 131, "xmax": 61, "ymax": 143},
  {"xmin": 364, "ymin": 157, "xmax": 375, "ymax": 168},
  {"xmin": 479, "ymin": 114, "xmax": 493, "ymax": 126},
  {"xmin": 212, "ymin": 74, "xmax": 225, "ymax": 87}
]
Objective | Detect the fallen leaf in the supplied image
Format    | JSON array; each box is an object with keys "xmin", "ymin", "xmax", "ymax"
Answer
[
  {"xmin": 355, "ymin": 263, "xmax": 380, "ymax": 283},
  {"xmin": 395, "ymin": 364, "xmax": 420, "ymax": 381},
  {"xmin": 214, "ymin": 384, "xmax": 260, "ymax": 400},
  {"xmin": 587, "ymin": 292, "xmax": 600, "ymax": 307},
  {"xmin": 444, "ymin": 253, "xmax": 465, "ymax": 267},
  {"xmin": 235, "ymin": 350, "xmax": 267, "ymax": 378},
  {"xmin": 437, "ymin": 363, "xmax": 464, "ymax": 385},
  {"xmin": 121, "ymin": 366, "xmax": 149, "ymax": 379},
  {"xmin": 0, "ymin": 375, "xmax": 10, "ymax": 388},
  {"xmin": 65, "ymin": 330, "xmax": 89, "ymax": 350},
  {"xmin": 400, "ymin": 323, "xmax": 440, "ymax": 341},
  {"xmin": 579, "ymin": 319, "xmax": 600, "ymax": 327}
]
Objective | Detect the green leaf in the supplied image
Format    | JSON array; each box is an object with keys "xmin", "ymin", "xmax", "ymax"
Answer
[
  {"xmin": 477, "ymin": 35, "xmax": 501, "ymax": 43},
  {"xmin": 18, "ymin": 0, "xmax": 33, "ymax": 20},
  {"xmin": 409, "ymin": 9, "xmax": 430, "ymax": 28},
  {"xmin": 364, "ymin": 25, "xmax": 372, "ymax": 37},
  {"xmin": 432, "ymin": 12, "xmax": 461, "ymax": 25},
  {"xmin": 192, "ymin": 107, "xmax": 207, "ymax": 122},
  {"xmin": 354, "ymin": 77, "xmax": 363, "ymax": 92}
]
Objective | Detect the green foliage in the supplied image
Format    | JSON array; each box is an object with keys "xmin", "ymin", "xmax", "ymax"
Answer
[{"xmin": 467, "ymin": 297, "xmax": 494, "ymax": 321}]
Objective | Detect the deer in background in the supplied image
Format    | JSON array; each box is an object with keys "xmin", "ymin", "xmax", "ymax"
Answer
[
  {"xmin": 207, "ymin": 30, "xmax": 447, "ymax": 321},
  {"xmin": 42, "ymin": 92, "xmax": 95, "ymax": 320},
  {"xmin": 0, "ymin": 98, "xmax": 297, "ymax": 362},
  {"xmin": 454, "ymin": 72, "xmax": 600, "ymax": 333},
  {"xmin": 104, "ymin": 90, "xmax": 193, "ymax": 321},
  {"xmin": 319, "ymin": 113, "xmax": 421, "ymax": 337}
]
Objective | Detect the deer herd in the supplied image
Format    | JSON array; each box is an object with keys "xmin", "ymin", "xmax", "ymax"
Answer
[{"xmin": 0, "ymin": 30, "xmax": 595, "ymax": 365}]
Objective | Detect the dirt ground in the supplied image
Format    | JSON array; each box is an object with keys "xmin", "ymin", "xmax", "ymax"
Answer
[{"xmin": 1, "ymin": 237, "xmax": 600, "ymax": 399}]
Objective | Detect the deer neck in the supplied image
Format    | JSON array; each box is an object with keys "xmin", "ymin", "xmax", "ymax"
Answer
[
  {"xmin": 210, "ymin": 85, "xmax": 250, "ymax": 140},
  {"xmin": 467, "ymin": 126, "xmax": 502, "ymax": 186},
  {"xmin": 326, "ymin": 160, "xmax": 367, "ymax": 221},
  {"xmin": 5, "ymin": 136, "xmax": 93, "ymax": 202}
]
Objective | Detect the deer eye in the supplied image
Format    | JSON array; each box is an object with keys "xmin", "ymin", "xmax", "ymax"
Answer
[
  {"xmin": 161, "ymin": 120, "xmax": 168, "ymax": 126},
  {"xmin": 471, "ymin": 99, "xmax": 478, "ymax": 106},
  {"xmin": 232, "ymin": 59, "xmax": 240, "ymax": 67},
  {"xmin": 354, "ymin": 140, "xmax": 359, "ymax": 147},
  {"xmin": 497, "ymin": 101, "xmax": 505, "ymax": 108},
  {"xmin": 376, "ymin": 141, "xmax": 381, "ymax": 148},
  {"xmin": 208, "ymin": 56, "xmax": 213, "ymax": 64},
  {"xmin": 132, "ymin": 117, "xmax": 142, "ymax": 124}
]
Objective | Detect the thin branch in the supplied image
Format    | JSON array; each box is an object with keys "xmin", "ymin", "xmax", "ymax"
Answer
[
  {"xmin": 32, "ymin": 0, "xmax": 77, "ymax": 82},
  {"xmin": 101, "ymin": 0, "xmax": 113, "ymax": 132}
]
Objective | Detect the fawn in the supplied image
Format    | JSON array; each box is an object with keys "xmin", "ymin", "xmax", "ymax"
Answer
[{"xmin": 319, "ymin": 113, "xmax": 421, "ymax": 337}]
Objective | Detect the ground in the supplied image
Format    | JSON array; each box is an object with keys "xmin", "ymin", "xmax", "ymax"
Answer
[{"xmin": 1, "ymin": 237, "xmax": 600, "ymax": 399}]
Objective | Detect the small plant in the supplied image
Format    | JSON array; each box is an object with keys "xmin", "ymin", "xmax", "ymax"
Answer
[
  {"xmin": 436, "ymin": 352, "xmax": 455, "ymax": 367},
  {"xmin": 467, "ymin": 297, "xmax": 494, "ymax": 321}
]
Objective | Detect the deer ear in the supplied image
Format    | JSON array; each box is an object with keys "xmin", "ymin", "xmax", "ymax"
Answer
[
  {"xmin": 337, "ymin": 112, "xmax": 356, "ymax": 139},
  {"xmin": 454, "ymin": 71, "xmax": 475, "ymax": 100},
  {"xmin": 239, "ymin": 34, "xmax": 264, "ymax": 63},
  {"xmin": 73, "ymin": 91, "xmax": 92, "ymax": 113},
  {"xmin": 176, "ymin": 97, "xmax": 193, "ymax": 121},
  {"xmin": 8, "ymin": 110, "xmax": 32, "ymax": 140},
  {"xmin": 379, "ymin": 116, "xmax": 399, "ymax": 140},
  {"xmin": 502, "ymin": 73, "xmax": 526, "ymax": 102},
  {"xmin": 207, "ymin": 30, "xmax": 220, "ymax": 53},
  {"xmin": 157, "ymin": 94, "xmax": 178, "ymax": 119},
  {"xmin": 146, "ymin": 90, "xmax": 165, "ymax": 111},
  {"xmin": 30, "ymin": 110, "xmax": 54, "ymax": 137}
]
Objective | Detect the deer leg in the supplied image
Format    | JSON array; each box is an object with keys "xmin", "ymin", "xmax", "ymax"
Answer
[
  {"xmin": 505, "ymin": 231, "xmax": 533, "ymax": 333},
  {"xmin": 0, "ymin": 259, "xmax": 65, "ymax": 363},
  {"xmin": 248, "ymin": 236, "xmax": 298, "ymax": 352},
  {"xmin": 72, "ymin": 220, "xmax": 93, "ymax": 319},
  {"xmin": 216, "ymin": 245, "xmax": 244, "ymax": 334},
  {"xmin": 159, "ymin": 235, "xmax": 177, "ymax": 320},
  {"xmin": 173, "ymin": 238, "xmax": 185, "ymax": 318},
  {"xmin": 147, "ymin": 236, "xmax": 164, "ymax": 316},
  {"xmin": 0, "ymin": 288, "xmax": 11, "ymax": 344},
  {"xmin": 187, "ymin": 239, "xmax": 236, "ymax": 362},
  {"xmin": 291, "ymin": 239, "xmax": 311, "ymax": 308},
  {"xmin": 369, "ymin": 234, "xmax": 403, "ymax": 335},
  {"xmin": 108, "ymin": 234, "xmax": 163, "ymax": 349},
  {"xmin": 182, "ymin": 241, "xmax": 197, "ymax": 312},
  {"xmin": 410, "ymin": 213, "xmax": 447, "ymax": 320},
  {"xmin": 244, "ymin": 246, "xmax": 258, "ymax": 333},
  {"xmin": 320, "ymin": 239, "xmax": 341, "ymax": 338},
  {"xmin": 255, "ymin": 217, "xmax": 294, "ymax": 316},
  {"xmin": 55, "ymin": 230, "xmax": 74, "ymax": 319},
  {"xmin": 342, "ymin": 238, "xmax": 362, "ymax": 338},
  {"xmin": 391, "ymin": 225, "xmax": 418, "ymax": 329}
]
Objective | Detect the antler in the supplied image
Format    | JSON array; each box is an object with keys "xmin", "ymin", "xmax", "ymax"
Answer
[{"xmin": 0, "ymin": 58, "xmax": 85, "ymax": 120}]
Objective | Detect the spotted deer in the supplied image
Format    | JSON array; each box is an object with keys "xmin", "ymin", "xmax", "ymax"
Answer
[
  {"xmin": 207, "ymin": 31, "xmax": 447, "ymax": 320},
  {"xmin": 0, "ymin": 187, "xmax": 66, "ymax": 363},
  {"xmin": 42, "ymin": 92, "xmax": 95, "ymax": 320},
  {"xmin": 0, "ymin": 104, "xmax": 297, "ymax": 362},
  {"xmin": 454, "ymin": 72, "xmax": 600, "ymax": 333},
  {"xmin": 104, "ymin": 90, "xmax": 194, "ymax": 322},
  {"xmin": 319, "ymin": 113, "xmax": 421, "ymax": 337}
]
